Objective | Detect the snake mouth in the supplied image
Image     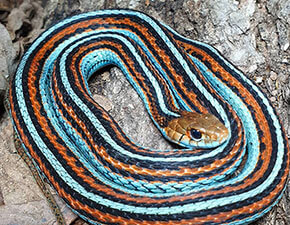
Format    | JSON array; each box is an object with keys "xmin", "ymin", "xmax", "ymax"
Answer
[{"xmin": 164, "ymin": 111, "xmax": 229, "ymax": 148}]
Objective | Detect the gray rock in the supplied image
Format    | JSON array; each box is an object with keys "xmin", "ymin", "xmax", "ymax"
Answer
[{"xmin": 0, "ymin": 23, "xmax": 16, "ymax": 113}]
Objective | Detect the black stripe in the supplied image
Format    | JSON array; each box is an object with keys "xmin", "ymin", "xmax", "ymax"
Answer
[
  {"xmin": 53, "ymin": 34, "xmax": 246, "ymax": 183},
  {"xmin": 9, "ymin": 9, "xmax": 288, "ymax": 224}
]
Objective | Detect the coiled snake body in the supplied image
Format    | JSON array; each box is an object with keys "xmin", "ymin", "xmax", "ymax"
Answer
[{"xmin": 8, "ymin": 9, "xmax": 289, "ymax": 225}]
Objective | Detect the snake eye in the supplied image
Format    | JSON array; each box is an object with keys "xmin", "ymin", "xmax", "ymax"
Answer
[{"xmin": 190, "ymin": 129, "xmax": 202, "ymax": 141}]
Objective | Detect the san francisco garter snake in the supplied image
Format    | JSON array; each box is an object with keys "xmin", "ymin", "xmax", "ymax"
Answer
[{"xmin": 7, "ymin": 9, "xmax": 290, "ymax": 225}]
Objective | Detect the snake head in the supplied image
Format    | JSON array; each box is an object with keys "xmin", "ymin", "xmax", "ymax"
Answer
[{"xmin": 164, "ymin": 111, "xmax": 229, "ymax": 148}]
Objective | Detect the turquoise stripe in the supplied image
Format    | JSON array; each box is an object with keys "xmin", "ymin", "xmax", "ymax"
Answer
[
  {"xmin": 12, "ymin": 9, "xmax": 286, "ymax": 222},
  {"xmin": 164, "ymin": 20, "xmax": 285, "ymax": 187},
  {"xmin": 58, "ymin": 35, "xmax": 230, "ymax": 194},
  {"xmin": 189, "ymin": 55, "xmax": 259, "ymax": 187},
  {"xmin": 163, "ymin": 22, "xmax": 284, "ymax": 152},
  {"xmin": 15, "ymin": 9, "xmax": 228, "ymax": 157},
  {"xmin": 57, "ymin": 29, "xmax": 285, "ymax": 214},
  {"xmin": 131, "ymin": 11, "xmax": 230, "ymax": 129}
]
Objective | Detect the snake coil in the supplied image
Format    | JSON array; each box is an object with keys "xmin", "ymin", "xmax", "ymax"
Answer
[{"xmin": 8, "ymin": 9, "xmax": 289, "ymax": 225}]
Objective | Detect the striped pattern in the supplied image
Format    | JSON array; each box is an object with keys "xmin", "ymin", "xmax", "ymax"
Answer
[{"xmin": 8, "ymin": 9, "xmax": 289, "ymax": 224}]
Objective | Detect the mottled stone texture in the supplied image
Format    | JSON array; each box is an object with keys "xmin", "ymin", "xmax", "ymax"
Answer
[{"xmin": 0, "ymin": 0, "xmax": 289, "ymax": 224}]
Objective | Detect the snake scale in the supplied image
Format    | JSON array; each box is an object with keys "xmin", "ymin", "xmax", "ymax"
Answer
[{"xmin": 7, "ymin": 9, "xmax": 290, "ymax": 225}]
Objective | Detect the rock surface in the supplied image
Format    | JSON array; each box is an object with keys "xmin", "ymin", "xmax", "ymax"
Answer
[
  {"xmin": 0, "ymin": 23, "xmax": 15, "ymax": 116},
  {"xmin": 0, "ymin": 0, "xmax": 289, "ymax": 224}
]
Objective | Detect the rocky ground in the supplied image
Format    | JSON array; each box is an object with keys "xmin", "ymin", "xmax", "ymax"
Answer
[{"xmin": 0, "ymin": 0, "xmax": 289, "ymax": 224}]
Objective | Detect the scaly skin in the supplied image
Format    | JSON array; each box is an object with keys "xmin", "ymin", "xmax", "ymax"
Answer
[{"xmin": 8, "ymin": 9, "xmax": 289, "ymax": 225}]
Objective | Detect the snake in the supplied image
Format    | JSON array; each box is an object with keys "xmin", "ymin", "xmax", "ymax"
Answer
[{"xmin": 7, "ymin": 9, "xmax": 290, "ymax": 225}]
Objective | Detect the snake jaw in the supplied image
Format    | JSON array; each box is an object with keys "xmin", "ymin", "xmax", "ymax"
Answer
[{"xmin": 164, "ymin": 111, "xmax": 229, "ymax": 148}]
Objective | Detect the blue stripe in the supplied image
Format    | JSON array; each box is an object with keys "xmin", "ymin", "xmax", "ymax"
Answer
[
  {"xmin": 12, "ymin": 9, "xmax": 287, "ymax": 222},
  {"xmin": 164, "ymin": 21, "xmax": 286, "ymax": 184},
  {"xmin": 56, "ymin": 23, "xmax": 284, "ymax": 214},
  {"xmin": 57, "ymin": 35, "xmax": 231, "ymax": 193}
]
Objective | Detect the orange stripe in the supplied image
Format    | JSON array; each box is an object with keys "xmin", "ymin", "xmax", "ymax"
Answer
[
  {"xmin": 175, "ymin": 38, "xmax": 290, "ymax": 207},
  {"xmin": 9, "ymin": 14, "xmax": 289, "ymax": 224},
  {"xmin": 68, "ymin": 40, "xmax": 245, "ymax": 178}
]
